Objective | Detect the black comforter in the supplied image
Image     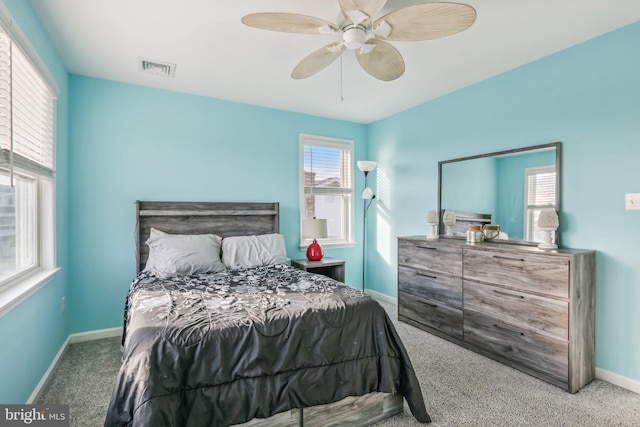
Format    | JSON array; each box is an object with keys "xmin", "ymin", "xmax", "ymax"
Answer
[{"xmin": 104, "ymin": 264, "xmax": 430, "ymax": 426}]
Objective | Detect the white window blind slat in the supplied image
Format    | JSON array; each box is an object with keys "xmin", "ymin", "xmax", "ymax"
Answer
[
  {"xmin": 526, "ymin": 171, "xmax": 556, "ymax": 206},
  {"xmin": 304, "ymin": 145, "xmax": 353, "ymax": 190},
  {"xmin": 0, "ymin": 23, "xmax": 55, "ymax": 174}
]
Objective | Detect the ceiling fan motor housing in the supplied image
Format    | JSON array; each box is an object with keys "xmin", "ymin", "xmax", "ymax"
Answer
[{"xmin": 342, "ymin": 24, "xmax": 367, "ymax": 49}]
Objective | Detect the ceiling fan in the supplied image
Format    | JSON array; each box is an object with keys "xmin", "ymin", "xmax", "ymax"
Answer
[{"xmin": 242, "ymin": 0, "xmax": 476, "ymax": 81}]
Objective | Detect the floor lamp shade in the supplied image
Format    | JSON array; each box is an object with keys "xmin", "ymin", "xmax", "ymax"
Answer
[
  {"xmin": 357, "ymin": 160, "xmax": 377, "ymax": 173},
  {"xmin": 303, "ymin": 218, "xmax": 328, "ymax": 261}
]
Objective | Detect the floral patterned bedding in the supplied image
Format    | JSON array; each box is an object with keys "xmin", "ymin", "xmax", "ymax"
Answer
[{"xmin": 104, "ymin": 264, "xmax": 430, "ymax": 426}]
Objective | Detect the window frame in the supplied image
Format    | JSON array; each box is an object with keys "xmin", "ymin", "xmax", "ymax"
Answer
[
  {"xmin": 0, "ymin": 2, "xmax": 58, "ymax": 307},
  {"xmin": 523, "ymin": 165, "xmax": 556, "ymax": 241},
  {"xmin": 299, "ymin": 134, "xmax": 355, "ymax": 250}
]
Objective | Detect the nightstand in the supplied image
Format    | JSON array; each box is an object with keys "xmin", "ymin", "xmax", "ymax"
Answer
[{"xmin": 291, "ymin": 257, "xmax": 345, "ymax": 282}]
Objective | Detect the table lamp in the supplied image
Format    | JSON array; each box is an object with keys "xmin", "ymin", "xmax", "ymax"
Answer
[{"xmin": 302, "ymin": 218, "xmax": 328, "ymax": 261}]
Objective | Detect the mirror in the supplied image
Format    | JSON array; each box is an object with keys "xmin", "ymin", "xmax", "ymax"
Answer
[{"xmin": 438, "ymin": 142, "xmax": 560, "ymax": 246}]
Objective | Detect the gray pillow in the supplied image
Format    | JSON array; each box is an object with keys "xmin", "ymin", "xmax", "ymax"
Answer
[
  {"xmin": 222, "ymin": 233, "xmax": 289, "ymax": 270},
  {"xmin": 144, "ymin": 228, "xmax": 226, "ymax": 278}
]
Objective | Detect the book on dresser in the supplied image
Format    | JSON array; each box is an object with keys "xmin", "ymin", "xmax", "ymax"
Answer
[{"xmin": 397, "ymin": 236, "xmax": 595, "ymax": 393}]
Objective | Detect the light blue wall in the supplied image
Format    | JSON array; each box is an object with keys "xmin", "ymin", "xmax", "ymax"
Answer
[
  {"xmin": 441, "ymin": 157, "xmax": 497, "ymax": 214},
  {"xmin": 367, "ymin": 22, "xmax": 640, "ymax": 382},
  {"xmin": 2, "ymin": 0, "xmax": 639, "ymax": 402},
  {"xmin": 495, "ymin": 149, "xmax": 556, "ymax": 239},
  {"xmin": 0, "ymin": 0, "xmax": 69, "ymax": 403},
  {"xmin": 67, "ymin": 76, "xmax": 368, "ymax": 333}
]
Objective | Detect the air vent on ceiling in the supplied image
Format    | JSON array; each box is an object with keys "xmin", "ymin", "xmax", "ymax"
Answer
[{"xmin": 139, "ymin": 58, "xmax": 176, "ymax": 77}]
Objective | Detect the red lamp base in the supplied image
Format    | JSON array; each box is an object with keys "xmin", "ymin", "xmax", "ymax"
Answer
[{"xmin": 306, "ymin": 239, "xmax": 324, "ymax": 261}]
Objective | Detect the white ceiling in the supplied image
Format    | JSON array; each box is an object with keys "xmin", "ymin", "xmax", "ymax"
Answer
[{"xmin": 28, "ymin": 0, "xmax": 640, "ymax": 124}]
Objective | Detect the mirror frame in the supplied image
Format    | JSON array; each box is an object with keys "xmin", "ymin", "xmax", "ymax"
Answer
[{"xmin": 437, "ymin": 142, "xmax": 561, "ymax": 246}]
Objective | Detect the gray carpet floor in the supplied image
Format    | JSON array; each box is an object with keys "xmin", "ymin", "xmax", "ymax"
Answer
[{"xmin": 36, "ymin": 301, "xmax": 640, "ymax": 426}]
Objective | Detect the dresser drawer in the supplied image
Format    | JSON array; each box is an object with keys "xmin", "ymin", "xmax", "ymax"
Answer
[
  {"xmin": 464, "ymin": 311, "xmax": 568, "ymax": 381},
  {"xmin": 464, "ymin": 281, "xmax": 568, "ymax": 340},
  {"xmin": 398, "ymin": 240, "xmax": 462, "ymax": 276},
  {"xmin": 398, "ymin": 290, "xmax": 463, "ymax": 340},
  {"xmin": 399, "ymin": 266, "xmax": 462, "ymax": 309},
  {"xmin": 463, "ymin": 249, "xmax": 569, "ymax": 298}
]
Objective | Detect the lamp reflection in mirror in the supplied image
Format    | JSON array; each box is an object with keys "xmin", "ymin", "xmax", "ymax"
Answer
[
  {"xmin": 302, "ymin": 218, "xmax": 328, "ymax": 261},
  {"xmin": 357, "ymin": 160, "xmax": 377, "ymax": 291},
  {"xmin": 443, "ymin": 210, "xmax": 456, "ymax": 236},
  {"xmin": 426, "ymin": 210, "xmax": 439, "ymax": 240},
  {"xmin": 537, "ymin": 209, "xmax": 559, "ymax": 250}
]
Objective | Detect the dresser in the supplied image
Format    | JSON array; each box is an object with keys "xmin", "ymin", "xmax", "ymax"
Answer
[{"xmin": 397, "ymin": 236, "xmax": 595, "ymax": 393}]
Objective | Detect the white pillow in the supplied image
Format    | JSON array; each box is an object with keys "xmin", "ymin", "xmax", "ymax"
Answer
[
  {"xmin": 222, "ymin": 233, "xmax": 289, "ymax": 270},
  {"xmin": 144, "ymin": 228, "xmax": 226, "ymax": 278}
]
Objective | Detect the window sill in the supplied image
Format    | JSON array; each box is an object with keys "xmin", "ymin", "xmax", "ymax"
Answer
[
  {"xmin": 299, "ymin": 242, "xmax": 355, "ymax": 251},
  {"xmin": 0, "ymin": 267, "xmax": 61, "ymax": 318}
]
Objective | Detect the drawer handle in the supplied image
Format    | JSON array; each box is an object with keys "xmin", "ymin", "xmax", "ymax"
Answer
[
  {"xmin": 416, "ymin": 272, "xmax": 437, "ymax": 280},
  {"xmin": 493, "ymin": 323, "xmax": 525, "ymax": 336},
  {"xmin": 493, "ymin": 255, "xmax": 525, "ymax": 262},
  {"xmin": 492, "ymin": 289, "xmax": 525, "ymax": 300},
  {"xmin": 416, "ymin": 245, "xmax": 437, "ymax": 250}
]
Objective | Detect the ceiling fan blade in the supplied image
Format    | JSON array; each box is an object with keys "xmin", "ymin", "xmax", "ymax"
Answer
[
  {"xmin": 338, "ymin": 0, "xmax": 387, "ymax": 23},
  {"xmin": 242, "ymin": 13, "xmax": 338, "ymax": 34},
  {"xmin": 374, "ymin": 3, "xmax": 476, "ymax": 41},
  {"xmin": 291, "ymin": 43, "xmax": 345, "ymax": 79},
  {"xmin": 356, "ymin": 39, "xmax": 404, "ymax": 81}
]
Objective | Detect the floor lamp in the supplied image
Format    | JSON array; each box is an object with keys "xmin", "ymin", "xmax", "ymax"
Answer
[{"xmin": 357, "ymin": 160, "xmax": 377, "ymax": 292}]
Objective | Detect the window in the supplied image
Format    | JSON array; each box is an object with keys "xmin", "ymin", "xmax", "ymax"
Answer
[
  {"xmin": 0, "ymin": 9, "xmax": 57, "ymax": 291},
  {"xmin": 300, "ymin": 134, "xmax": 354, "ymax": 248},
  {"xmin": 524, "ymin": 166, "xmax": 556, "ymax": 241}
]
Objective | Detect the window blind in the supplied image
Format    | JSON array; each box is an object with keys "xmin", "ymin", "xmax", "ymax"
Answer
[
  {"xmin": 303, "ymin": 143, "xmax": 353, "ymax": 194},
  {"xmin": 0, "ymin": 23, "xmax": 55, "ymax": 178},
  {"xmin": 526, "ymin": 170, "xmax": 556, "ymax": 206}
]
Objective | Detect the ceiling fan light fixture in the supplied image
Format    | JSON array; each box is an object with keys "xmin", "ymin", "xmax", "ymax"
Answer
[{"xmin": 343, "ymin": 26, "xmax": 366, "ymax": 50}]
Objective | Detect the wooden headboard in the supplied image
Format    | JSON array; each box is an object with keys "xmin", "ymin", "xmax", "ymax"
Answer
[
  {"xmin": 135, "ymin": 201, "xmax": 280, "ymax": 273},
  {"xmin": 446, "ymin": 211, "xmax": 492, "ymax": 237}
]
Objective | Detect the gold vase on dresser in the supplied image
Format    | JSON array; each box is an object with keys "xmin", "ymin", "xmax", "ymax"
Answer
[{"xmin": 397, "ymin": 236, "xmax": 595, "ymax": 393}]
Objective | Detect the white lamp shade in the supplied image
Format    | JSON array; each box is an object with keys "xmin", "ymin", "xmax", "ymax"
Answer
[
  {"xmin": 443, "ymin": 211, "xmax": 456, "ymax": 225},
  {"xmin": 538, "ymin": 210, "xmax": 559, "ymax": 229},
  {"xmin": 302, "ymin": 218, "xmax": 328, "ymax": 239},
  {"xmin": 357, "ymin": 160, "xmax": 377, "ymax": 173},
  {"xmin": 426, "ymin": 210, "xmax": 439, "ymax": 224},
  {"xmin": 362, "ymin": 187, "xmax": 374, "ymax": 199}
]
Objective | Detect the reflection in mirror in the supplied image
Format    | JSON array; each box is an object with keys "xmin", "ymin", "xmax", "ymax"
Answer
[{"xmin": 438, "ymin": 142, "xmax": 560, "ymax": 246}]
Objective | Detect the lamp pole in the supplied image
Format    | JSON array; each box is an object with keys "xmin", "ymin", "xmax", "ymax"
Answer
[
  {"xmin": 362, "ymin": 172, "xmax": 375, "ymax": 292},
  {"xmin": 357, "ymin": 160, "xmax": 377, "ymax": 293}
]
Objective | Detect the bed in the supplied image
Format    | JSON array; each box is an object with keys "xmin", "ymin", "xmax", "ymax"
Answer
[{"xmin": 104, "ymin": 201, "xmax": 430, "ymax": 426}]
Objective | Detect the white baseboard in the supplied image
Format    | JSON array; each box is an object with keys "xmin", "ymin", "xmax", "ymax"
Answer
[
  {"xmin": 365, "ymin": 289, "xmax": 397, "ymax": 305},
  {"xmin": 27, "ymin": 336, "xmax": 70, "ymax": 404},
  {"xmin": 68, "ymin": 326, "xmax": 122, "ymax": 344},
  {"xmin": 27, "ymin": 326, "xmax": 123, "ymax": 403},
  {"xmin": 596, "ymin": 367, "xmax": 640, "ymax": 394}
]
